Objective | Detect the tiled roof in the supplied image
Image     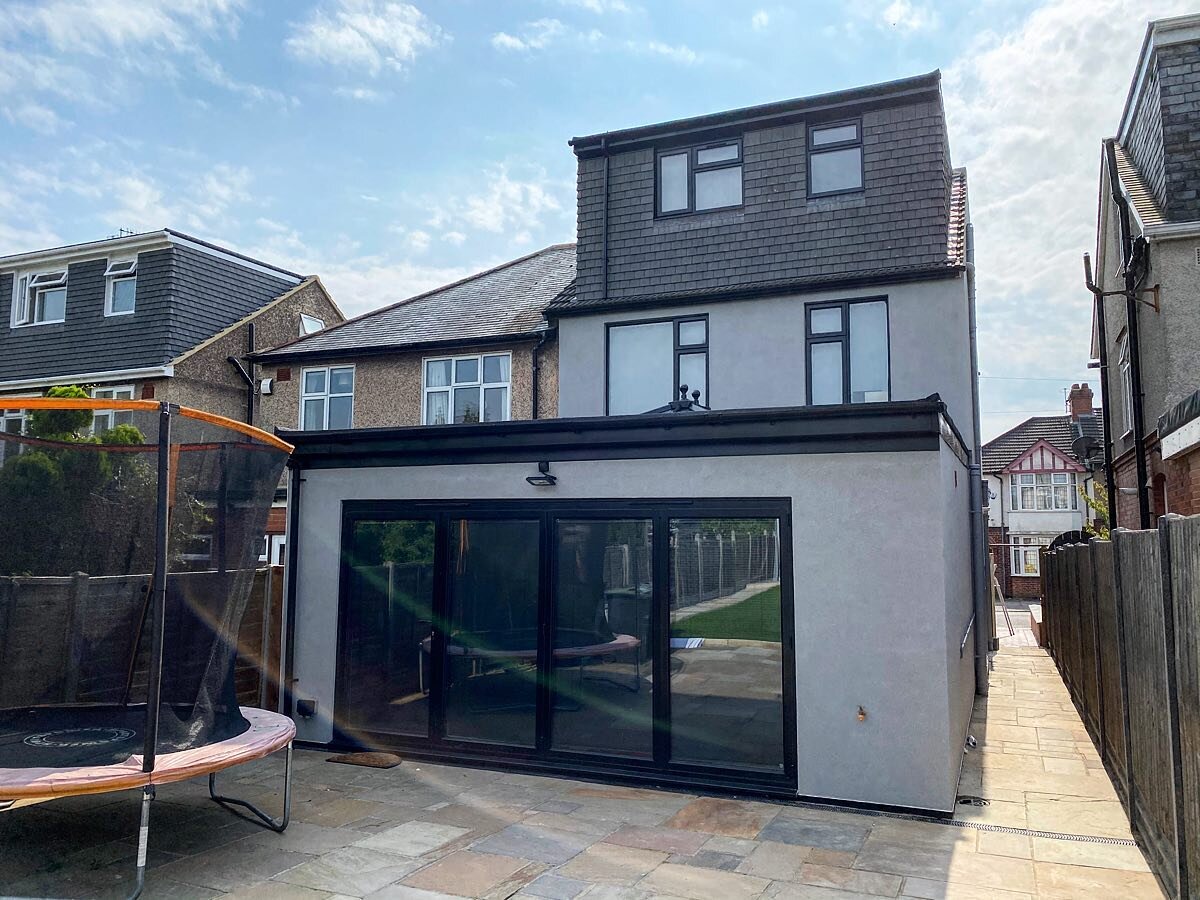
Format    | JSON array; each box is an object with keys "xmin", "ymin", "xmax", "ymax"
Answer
[
  {"xmin": 255, "ymin": 244, "xmax": 575, "ymax": 361},
  {"xmin": 982, "ymin": 413, "xmax": 1104, "ymax": 473},
  {"xmin": 948, "ymin": 168, "xmax": 968, "ymax": 266},
  {"xmin": 1114, "ymin": 143, "xmax": 1166, "ymax": 228}
]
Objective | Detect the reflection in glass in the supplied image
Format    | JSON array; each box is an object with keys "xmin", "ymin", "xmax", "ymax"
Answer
[
  {"xmin": 660, "ymin": 153, "xmax": 688, "ymax": 212},
  {"xmin": 810, "ymin": 146, "xmax": 863, "ymax": 194},
  {"xmin": 695, "ymin": 167, "xmax": 742, "ymax": 210},
  {"xmin": 678, "ymin": 353, "xmax": 707, "ymax": 405},
  {"xmin": 810, "ymin": 342, "xmax": 843, "ymax": 405},
  {"xmin": 454, "ymin": 387, "xmax": 481, "ymax": 423},
  {"xmin": 669, "ymin": 518, "xmax": 784, "ymax": 771},
  {"xmin": 607, "ymin": 321, "xmax": 673, "ymax": 415},
  {"xmin": 849, "ymin": 301, "xmax": 889, "ymax": 403},
  {"xmin": 445, "ymin": 519, "xmax": 540, "ymax": 746},
  {"xmin": 552, "ymin": 520, "xmax": 653, "ymax": 758},
  {"xmin": 340, "ymin": 520, "xmax": 436, "ymax": 739}
]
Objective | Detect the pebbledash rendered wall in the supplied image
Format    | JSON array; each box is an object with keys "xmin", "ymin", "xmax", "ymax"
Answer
[
  {"xmin": 555, "ymin": 274, "xmax": 976, "ymax": 444},
  {"xmin": 287, "ymin": 437, "xmax": 974, "ymax": 812}
]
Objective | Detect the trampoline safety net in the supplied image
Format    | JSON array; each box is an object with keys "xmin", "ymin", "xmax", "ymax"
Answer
[{"xmin": 0, "ymin": 400, "xmax": 291, "ymax": 770}]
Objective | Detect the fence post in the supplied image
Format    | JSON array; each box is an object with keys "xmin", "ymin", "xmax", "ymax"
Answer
[
  {"xmin": 1112, "ymin": 528, "xmax": 1138, "ymax": 835},
  {"xmin": 1158, "ymin": 515, "xmax": 1190, "ymax": 900},
  {"xmin": 1088, "ymin": 540, "xmax": 1106, "ymax": 759}
]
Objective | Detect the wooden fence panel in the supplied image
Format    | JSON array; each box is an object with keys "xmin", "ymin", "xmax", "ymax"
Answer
[
  {"xmin": 1166, "ymin": 516, "xmax": 1200, "ymax": 897},
  {"xmin": 1116, "ymin": 529, "xmax": 1179, "ymax": 896},
  {"xmin": 1091, "ymin": 540, "xmax": 1127, "ymax": 795},
  {"xmin": 1073, "ymin": 544, "xmax": 1102, "ymax": 738}
]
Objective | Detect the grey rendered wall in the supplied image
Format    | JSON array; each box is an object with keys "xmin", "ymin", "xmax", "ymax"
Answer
[
  {"xmin": 574, "ymin": 99, "xmax": 952, "ymax": 303},
  {"xmin": 941, "ymin": 441, "xmax": 976, "ymax": 797},
  {"xmin": 556, "ymin": 274, "xmax": 975, "ymax": 441},
  {"xmin": 290, "ymin": 447, "xmax": 964, "ymax": 811}
]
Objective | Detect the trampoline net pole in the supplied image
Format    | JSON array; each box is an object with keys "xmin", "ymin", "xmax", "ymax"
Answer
[{"xmin": 142, "ymin": 402, "xmax": 174, "ymax": 774}]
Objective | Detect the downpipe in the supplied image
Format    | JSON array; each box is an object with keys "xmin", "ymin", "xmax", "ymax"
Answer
[{"xmin": 965, "ymin": 240, "xmax": 990, "ymax": 696}]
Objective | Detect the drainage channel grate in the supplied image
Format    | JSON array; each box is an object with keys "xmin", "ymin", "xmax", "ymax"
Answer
[{"xmin": 787, "ymin": 799, "xmax": 1139, "ymax": 847}]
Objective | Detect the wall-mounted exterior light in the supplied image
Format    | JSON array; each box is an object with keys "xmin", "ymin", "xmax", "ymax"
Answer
[{"xmin": 526, "ymin": 460, "xmax": 557, "ymax": 487}]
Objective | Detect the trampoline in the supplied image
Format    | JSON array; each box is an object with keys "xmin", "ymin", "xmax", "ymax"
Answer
[{"xmin": 0, "ymin": 397, "xmax": 295, "ymax": 898}]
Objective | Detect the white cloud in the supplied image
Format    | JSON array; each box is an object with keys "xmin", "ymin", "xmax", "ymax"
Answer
[
  {"xmin": 492, "ymin": 19, "xmax": 568, "ymax": 52},
  {"xmin": 878, "ymin": 0, "xmax": 937, "ymax": 33},
  {"xmin": 552, "ymin": 0, "xmax": 631, "ymax": 12},
  {"xmin": 441, "ymin": 231, "xmax": 467, "ymax": 245},
  {"xmin": 3, "ymin": 102, "xmax": 67, "ymax": 135},
  {"xmin": 335, "ymin": 86, "xmax": 391, "ymax": 102},
  {"xmin": 634, "ymin": 40, "xmax": 700, "ymax": 65},
  {"xmin": 285, "ymin": 0, "xmax": 447, "ymax": 76},
  {"xmin": 426, "ymin": 167, "xmax": 564, "ymax": 236},
  {"xmin": 751, "ymin": 10, "xmax": 770, "ymax": 30},
  {"xmin": 943, "ymin": 0, "xmax": 1191, "ymax": 438},
  {"xmin": 0, "ymin": 0, "xmax": 245, "ymax": 54}
]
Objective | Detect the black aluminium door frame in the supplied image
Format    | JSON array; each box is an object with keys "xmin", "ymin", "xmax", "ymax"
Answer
[{"xmin": 332, "ymin": 496, "xmax": 797, "ymax": 793}]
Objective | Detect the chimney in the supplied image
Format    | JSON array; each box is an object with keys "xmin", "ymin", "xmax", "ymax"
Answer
[{"xmin": 1068, "ymin": 383, "xmax": 1094, "ymax": 419}]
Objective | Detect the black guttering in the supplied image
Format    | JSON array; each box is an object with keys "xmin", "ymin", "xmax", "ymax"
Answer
[
  {"xmin": 250, "ymin": 329, "xmax": 551, "ymax": 366},
  {"xmin": 569, "ymin": 71, "xmax": 941, "ymax": 157},
  {"xmin": 283, "ymin": 397, "xmax": 965, "ymax": 469}
]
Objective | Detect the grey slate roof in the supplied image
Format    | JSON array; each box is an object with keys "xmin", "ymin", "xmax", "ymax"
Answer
[
  {"xmin": 982, "ymin": 414, "xmax": 1104, "ymax": 473},
  {"xmin": 254, "ymin": 244, "xmax": 576, "ymax": 362}
]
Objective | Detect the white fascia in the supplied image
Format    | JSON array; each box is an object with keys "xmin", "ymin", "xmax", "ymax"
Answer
[{"xmin": 0, "ymin": 365, "xmax": 174, "ymax": 393}]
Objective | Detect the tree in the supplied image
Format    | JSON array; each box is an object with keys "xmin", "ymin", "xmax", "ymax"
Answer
[{"xmin": 1080, "ymin": 483, "xmax": 1111, "ymax": 541}]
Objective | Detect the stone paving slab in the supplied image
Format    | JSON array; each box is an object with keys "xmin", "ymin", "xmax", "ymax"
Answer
[{"xmin": 0, "ymin": 645, "xmax": 1167, "ymax": 899}]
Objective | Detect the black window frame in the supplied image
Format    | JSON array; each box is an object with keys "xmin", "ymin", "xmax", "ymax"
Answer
[
  {"xmin": 604, "ymin": 313, "xmax": 710, "ymax": 414},
  {"xmin": 655, "ymin": 139, "xmax": 743, "ymax": 218},
  {"xmin": 807, "ymin": 118, "xmax": 864, "ymax": 199},
  {"xmin": 333, "ymin": 496, "xmax": 797, "ymax": 797},
  {"xmin": 804, "ymin": 297, "xmax": 890, "ymax": 406}
]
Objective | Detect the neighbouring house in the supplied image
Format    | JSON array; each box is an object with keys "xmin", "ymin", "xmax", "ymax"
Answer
[
  {"xmin": 983, "ymin": 384, "xmax": 1104, "ymax": 600},
  {"xmin": 0, "ymin": 228, "xmax": 345, "ymax": 563},
  {"xmin": 251, "ymin": 244, "xmax": 572, "ymax": 432},
  {"xmin": 277, "ymin": 71, "xmax": 983, "ymax": 814},
  {"xmin": 1093, "ymin": 13, "xmax": 1200, "ymax": 528}
]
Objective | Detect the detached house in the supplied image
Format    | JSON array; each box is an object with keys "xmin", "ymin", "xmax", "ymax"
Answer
[
  {"xmin": 1093, "ymin": 13, "xmax": 1200, "ymax": 527},
  {"xmin": 276, "ymin": 71, "xmax": 983, "ymax": 813},
  {"xmin": 983, "ymin": 384, "xmax": 1103, "ymax": 599}
]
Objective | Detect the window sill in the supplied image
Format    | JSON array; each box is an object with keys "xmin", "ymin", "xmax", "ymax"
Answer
[
  {"xmin": 10, "ymin": 319, "xmax": 65, "ymax": 329},
  {"xmin": 104, "ymin": 310, "xmax": 136, "ymax": 318}
]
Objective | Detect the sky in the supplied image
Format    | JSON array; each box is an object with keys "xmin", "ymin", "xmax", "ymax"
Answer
[{"xmin": 0, "ymin": 0, "xmax": 1191, "ymax": 440}]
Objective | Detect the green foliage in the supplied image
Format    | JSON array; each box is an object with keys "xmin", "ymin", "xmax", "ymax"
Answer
[
  {"xmin": 25, "ymin": 385, "xmax": 93, "ymax": 439},
  {"xmin": 100, "ymin": 424, "xmax": 145, "ymax": 446},
  {"xmin": 1080, "ymin": 483, "xmax": 1111, "ymax": 541},
  {"xmin": 670, "ymin": 585, "xmax": 782, "ymax": 643}
]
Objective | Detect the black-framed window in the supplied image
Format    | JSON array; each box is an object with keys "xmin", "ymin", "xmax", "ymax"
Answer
[
  {"xmin": 657, "ymin": 140, "xmax": 742, "ymax": 216},
  {"xmin": 606, "ymin": 315, "xmax": 709, "ymax": 415},
  {"xmin": 805, "ymin": 298, "xmax": 889, "ymax": 406},
  {"xmin": 808, "ymin": 119, "xmax": 863, "ymax": 197}
]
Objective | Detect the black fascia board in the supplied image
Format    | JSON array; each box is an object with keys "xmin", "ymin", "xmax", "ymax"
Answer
[
  {"xmin": 1159, "ymin": 387, "xmax": 1200, "ymax": 439},
  {"xmin": 547, "ymin": 264, "xmax": 963, "ymax": 317},
  {"xmin": 283, "ymin": 398, "xmax": 954, "ymax": 470},
  {"xmin": 250, "ymin": 329, "xmax": 550, "ymax": 365},
  {"xmin": 570, "ymin": 71, "xmax": 941, "ymax": 158}
]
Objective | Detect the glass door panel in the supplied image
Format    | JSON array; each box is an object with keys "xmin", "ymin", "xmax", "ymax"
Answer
[
  {"xmin": 669, "ymin": 518, "xmax": 785, "ymax": 772},
  {"xmin": 551, "ymin": 520, "xmax": 653, "ymax": 758},
  {"xmin": 444, "ymin": 519, "xmax": 540, "ymax": 746},
  {"xmin": 339, "ymin": 519, "xmax": 436, "ymax": 739}
]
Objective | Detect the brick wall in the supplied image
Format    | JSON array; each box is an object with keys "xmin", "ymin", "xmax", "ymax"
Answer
[
  {"xmin": 1010, "ymin": 576, "xmax": 1043, "ymax": 600},
  {"xmin": 1165, "ymin": 444, "xmax": 1200, "ymax": 517}
]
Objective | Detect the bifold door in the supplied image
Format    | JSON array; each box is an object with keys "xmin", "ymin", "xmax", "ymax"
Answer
[{"xmin": 335, "ymin": 500, "xmax": 795, "ymax": 792}]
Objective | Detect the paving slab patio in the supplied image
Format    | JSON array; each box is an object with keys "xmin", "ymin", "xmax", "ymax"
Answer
[{"xmin": 0, "ymin": 643, "xmax": 1166, "ymax": 898}]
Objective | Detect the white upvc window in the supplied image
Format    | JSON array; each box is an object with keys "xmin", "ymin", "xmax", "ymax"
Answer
[
  {"xmin": 300, "ymin": 313, "xmax": 325, "ymax": 335},
  {"xmin": 423, "ymin": 352, "xmax": 511, "ymax": 425},
  {"xmin": 104, "ymin": 259, "xmax": 137, "ymax": 316},
  {"xmin": 12, "ymin": 270, "xmax": 67, "ymax": 326},
  {"xmin": 1010, "ymin": 472, "xmax": 1078, "ymax": 511},
  {"xmin": 301, "ymin": 366, "xmax": 354, "ymax": 431},
  {"xmin": 1011, "ymin": 536, "xmax": 1050, "ymax": 576},
  {"xmin": 0, "ymin": 408, "xmax": 25, "ymax": 465},
  {"xmin": 91, "ymin": 386, "xmax": 135, "ymax": 434},
  {"xmin": 1118, "ymin": 334, "xmax": 1134, "ymax": 435}
]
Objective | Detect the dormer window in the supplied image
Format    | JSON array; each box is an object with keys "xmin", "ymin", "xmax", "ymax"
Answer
[
  {"xmin": 13, "ymin": 270, "xmax": 67, "ymax": 326},
  {"xmin": 808, "ymin": 120, "xmax": 863, "ymax": 197},
  {"xmin": 104, "ymin": 259, "xmax": 137, "ymax": 316},
  {"xmin": 656, "ymin": 140, "xmax": 742, "ymax": 216}
]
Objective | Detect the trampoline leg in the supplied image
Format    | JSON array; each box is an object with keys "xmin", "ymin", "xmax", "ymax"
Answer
[
  {"xmin": 129, "ymin": 784, "xmax": 154, "ymax": 900},
  {"xmin": 209, "ymin": 742, "xmax": 292, "ymax": 832}
]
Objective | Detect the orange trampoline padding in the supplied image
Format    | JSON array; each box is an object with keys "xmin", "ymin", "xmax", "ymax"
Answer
[{"xmin": 0, "ymin": 708, "xmax": 295, "ymax": 802}]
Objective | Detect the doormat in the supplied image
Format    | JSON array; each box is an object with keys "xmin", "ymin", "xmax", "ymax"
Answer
[{"xmin": 327, "ymin": 751, "xmax": 402, "ymax": 768}]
